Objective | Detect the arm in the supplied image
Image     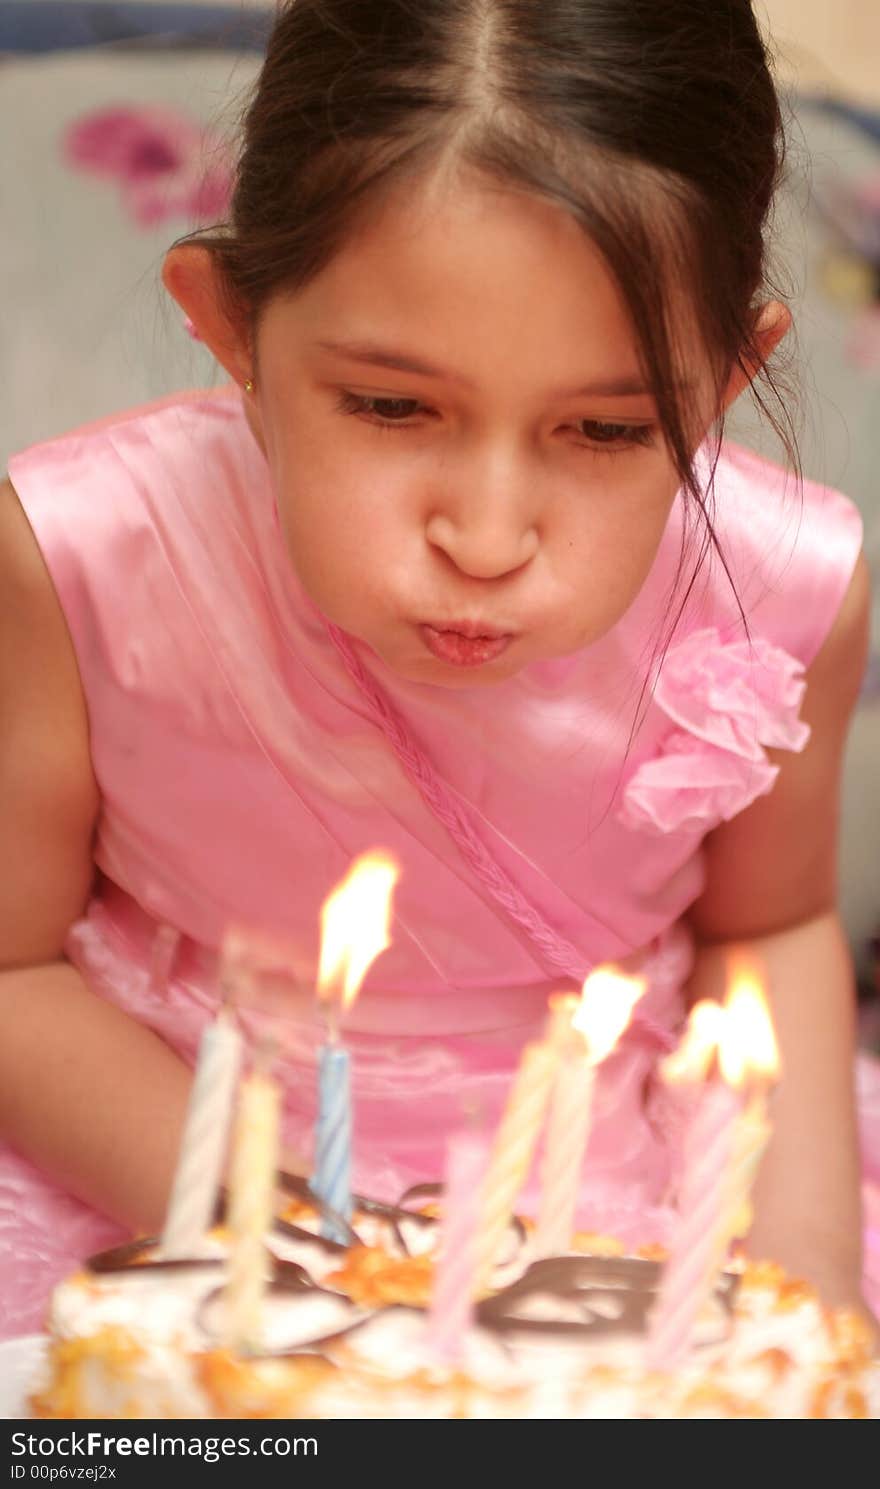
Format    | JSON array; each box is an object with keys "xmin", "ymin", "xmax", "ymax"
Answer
[
  {"xmin": 0, "ymin": 963, "xmax": 192, "ymax": 1233},
  {"xmin": 686, "ymin": 552, "xmax": 871, "ymax": 1314},
  {"xmin": 0, "ymin": 476, "xmax": 192, "ymax": 1233}
]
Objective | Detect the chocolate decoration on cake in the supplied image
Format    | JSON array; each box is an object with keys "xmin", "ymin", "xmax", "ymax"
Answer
[
  {"xmin": 247, "ymin": 1303, "xmax": 375, "ymax": 1360},
  {"xmin": 276, "ymin": 1172, "xmax": 361, "ymax": 1247},
  {"xmin": 272, "ymin": 1217, "xmax": 351, "ymax": 1254},
  {"xmin": 271, "ymin": 1258, "xmax": 316, "ymax": 1290},
  {"xmin": 477, "ymin": 1256, "xmax": 739, "ymax": 1342},
  {"xmin": 277, "ymin": 1171, "xmax": 320, "ymax": 1204},
  {"xmin": 352, "ymin": 1194, "xmax": 437, "ymax": 1256},
  {"xmin": 86, "ymin": 1238, "xmax": 223, "ymax": 1277},
  {"xmin": 397, "ymin": 1180, "xmax": 528, "ymax": 1259},
  {"xmin": 397, "ymin": 1180, "xmax": 443, "ymax": 1208},
  {"xmin": 196, "ymin": 1278, "xmax": 369, "ymax": 1357},
  {"xmin": 277, "ymin": 1171, "xmax": 440, "ymax": 1256},
  {"xmin": 244, "ymin": 1304, "xmax": 426, "ymax": 1363},
  {"xmin": 87, "ymin": 1242, "xmax": 316, "ymax": 1291}
]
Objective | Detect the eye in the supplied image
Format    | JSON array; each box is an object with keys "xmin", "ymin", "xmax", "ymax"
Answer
[
  {"xmin": 333, "ymin": 392, "xmax": 655, "ymax": 449},
  {"xmin": 576, "ymin": 419, "xmax": 656, "ymax": 449},
  {"xmin": 335, "ymin": 391, "xmax": 426, "ymax": 425}
]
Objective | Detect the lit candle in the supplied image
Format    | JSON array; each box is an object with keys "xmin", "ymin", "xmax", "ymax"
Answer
[
  {"xmin": 473, "ymin": 1001, "xmax": 574, "ymax": 1293},
  {"xmin": 314, "ymin": 1032, "xmax": 352, "ymax": 1243},
  {"xmin": 312, "ymin": 851, "xmax": 400, "ymax": 1242},
  {"xmin": 425, "ymin": 1123, "xmax": 491, "ymax": 1361},
  {"xmin": 645, "ymin": 965, "xmax": 779, "ymax": 1372},
  {"xmin": 161, "ymin": 977, "xmax": 243, "ymax": 1257},
  {"xmin": 724, "ymin": 1089, "xmax": 773, "ymax": 1241},
  {"xmin": 222, "ymin": 1043, "xmax": 281, "ymax": 1353},
  {"xmin": 715, "ymin": 974, "xmax": 777, "ymax": 1242},
  {"xmin": 533, "ymin": 969, "xmax": 645, "ymax": 1258}
]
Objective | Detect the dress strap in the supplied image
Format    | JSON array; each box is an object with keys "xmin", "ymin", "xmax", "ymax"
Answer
[{"xmin": 324, "ymin": 622, "xmax": 675, "ymax": 1052}]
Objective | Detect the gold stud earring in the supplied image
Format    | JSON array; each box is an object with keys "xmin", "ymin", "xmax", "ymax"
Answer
[{"xmin": 243, "ymin": 377, "xmax": 255, "ymax": 395}]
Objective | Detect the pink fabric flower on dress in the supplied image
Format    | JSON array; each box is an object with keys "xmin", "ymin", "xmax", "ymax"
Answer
[
  {"xmin": 63, "ymin": 106, "xmax": 233, "ymax": 228},
  {"xmin": 619, "ymin": 628, "xmax": 810, "ymax": 836}
]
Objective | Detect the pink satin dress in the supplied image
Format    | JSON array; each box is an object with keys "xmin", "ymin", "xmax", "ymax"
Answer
[{"xmin": 2, "ymin": 386, "xmax": 878, "ymax": 1338}]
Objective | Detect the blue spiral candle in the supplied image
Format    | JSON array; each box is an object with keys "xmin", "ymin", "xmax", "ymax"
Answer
[
  {"xmin": 311, "ymin": 850, "xmax": 401, "ymax": 1243},
  {"xmin": 313, "ymin": 1040, "xmax": 352, "ymax": 1242}
]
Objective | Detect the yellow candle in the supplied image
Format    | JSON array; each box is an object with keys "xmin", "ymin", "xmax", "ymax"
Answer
[
  {"xmin": 475, "ymin": 1035, "xmax": 562, "ymax": 1292},
  {"xmin": 533, "ymin": 969, "xmax": 645, "ymax": 1258},
  {"xmin": 533, "ymin": 1045, "xmax": 594, "ymax": 1257},
  {"xmin": 222, "ymin": 1065, "xmax": 281, "ymax": 1353},
  {"xmin": 715, "ymin": 974, "xmax": 777, "ymax": 1244},
  {"xmin": 723, "ymin": 1088, "xmax": 773, "ymax": 1242}
]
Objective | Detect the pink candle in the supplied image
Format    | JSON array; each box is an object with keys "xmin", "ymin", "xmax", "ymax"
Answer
[
  {"xmin": 426, "ymin": 1127, "xmax": 491, "ymax": 1362},
  {"xmin": 643, "ymin": 1080, "xmax": 742, "ymax": 1371},
  {"xmin": 645, "ymin": 967, "xmax": 778, "ymax": 1372}
]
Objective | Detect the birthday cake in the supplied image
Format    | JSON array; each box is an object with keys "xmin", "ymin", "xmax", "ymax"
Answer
[{"xmin": 29, "ymin": 1181, "xmax": 879, "ymax": 1420}]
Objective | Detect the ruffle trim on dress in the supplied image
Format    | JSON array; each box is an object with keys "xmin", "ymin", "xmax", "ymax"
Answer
[{"xmin": 619, "ymin": 628, "xmax": 810, "ymax": 836}]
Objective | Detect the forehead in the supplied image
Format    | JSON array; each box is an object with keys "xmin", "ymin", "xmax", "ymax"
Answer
[{"xmin": 266, "ymin": 168, "xmax": 670, "ymax": 390}]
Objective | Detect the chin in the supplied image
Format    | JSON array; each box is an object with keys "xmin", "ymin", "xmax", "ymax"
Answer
[
  {"xmin": 394, "ymin": 650, "xmax": 531, "ymax": 689},
  {"xmin": 423, "ymin": 665, "xmax": 521, "ymax": 690}
]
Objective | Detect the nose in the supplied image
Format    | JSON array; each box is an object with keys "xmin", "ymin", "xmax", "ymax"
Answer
[{"xmin": 424, "ymin": 448, "xmax": 540, "ymax": 581}]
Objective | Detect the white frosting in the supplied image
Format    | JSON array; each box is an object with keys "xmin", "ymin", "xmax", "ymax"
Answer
[
  {"xmin": 199, "ymin": 1284, "xmax": 363, "ymax": 1354},
  {"xmin": 34, "ymin": 1230, "xmax": 880, "ymax": 1420},
  {"xmin": 50, "ymin": 1262, "xmax": 223, "ymax": 1349}
]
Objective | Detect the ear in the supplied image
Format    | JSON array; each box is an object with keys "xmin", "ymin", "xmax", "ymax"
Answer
[
  {"xmin": 162, "ymin": 245, "xmax": 252, "ymax": 388},
  {"xmin": 719, "ymin": 300, "xmax": 791, "ymax": 413}
]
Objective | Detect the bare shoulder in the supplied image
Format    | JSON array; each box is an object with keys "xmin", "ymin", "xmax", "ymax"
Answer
[
  {"xmin": 0, "ymin": 472, "xmax": 53, "ymax": 600},
  {"xmin": 0, "ymin": 473, "xmax": 85, "ymax": 689},
  {"xmin": 804, "ymin": 550, "xmax": 871, "ymax": 726},
  {"xmin": 0, "ymin": 475, "xmax": 99, "ymax": 967},
  {"xmin": 689, "ymin": 551, "xmax": 870, "ymax": 944}
]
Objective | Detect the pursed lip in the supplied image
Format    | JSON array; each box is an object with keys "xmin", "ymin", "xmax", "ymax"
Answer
[
  {"xmin": 418, "ymin": 622, "xmax": 516, "ymax": 668},
  {"xmin": 420, "ymin": 617, "xmax": 515, "ymax": 639}
]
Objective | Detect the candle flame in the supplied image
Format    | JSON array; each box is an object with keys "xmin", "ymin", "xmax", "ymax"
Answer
[
  {"xmin": 571, "ymin": 966, "xmax": 646, "ymax": 1065},
  {"xmin": 718, "ymin": 961, "xmax": 779, "ymax": 1087},
  {"xmin": 317, "ymin": 850, "xmax": 400, "ymax": 1010},
  {"xmin": 662, "ymin": 959, "xmax": 779, "ymax": 1088},
  {"xmin": 661, "ymin": 999, "xmax": 727, "ymax": 1084}
]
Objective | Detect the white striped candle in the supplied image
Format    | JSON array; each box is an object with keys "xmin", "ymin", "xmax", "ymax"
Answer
[{"xmin": 161, "ymin": 1006, "xmax": 243, "ymax": 1257}]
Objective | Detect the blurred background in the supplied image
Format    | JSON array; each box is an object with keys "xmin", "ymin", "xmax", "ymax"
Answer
[{"xmin": 0, "ymin": 1, "xmax": 878, "ymax": 1034}]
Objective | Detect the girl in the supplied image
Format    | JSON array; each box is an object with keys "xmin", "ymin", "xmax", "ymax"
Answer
[{"xmin": 0, "ymin": 0, "xmax": 877, "ymax": 1342}]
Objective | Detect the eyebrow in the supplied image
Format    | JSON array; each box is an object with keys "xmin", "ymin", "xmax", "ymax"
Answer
[{"xmin": 313, "ymin": 338, "xmax": 658, "ymax": 399}]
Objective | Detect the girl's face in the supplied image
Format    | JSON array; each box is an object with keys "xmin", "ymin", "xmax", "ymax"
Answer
[{"xmin": 253, "ymin": 170, "xmax": 703, "ymax": 687}]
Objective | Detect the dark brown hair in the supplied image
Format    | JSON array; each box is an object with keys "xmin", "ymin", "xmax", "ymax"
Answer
[{"xmin": 195, "ymin": 0, "xmax": 797, "ymax": 621}]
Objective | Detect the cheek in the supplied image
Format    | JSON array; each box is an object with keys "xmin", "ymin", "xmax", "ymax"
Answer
[
  {"xmin": 276, "ymin": 482, "xmax": 365, "ymax": 593},
  {"xmin": 270, "ymin": 443, "xmax": 413, "ymax": 621},
  {"xmin": 558, "ymin": 461, "xmax": 677, "ymax": 625}
]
